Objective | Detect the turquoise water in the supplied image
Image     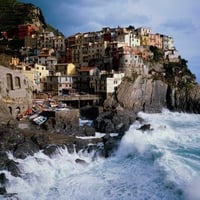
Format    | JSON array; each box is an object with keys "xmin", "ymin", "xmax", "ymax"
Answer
[{"xmin": 1, "ymin": 109, "xmax": 200, "ymax": 200}]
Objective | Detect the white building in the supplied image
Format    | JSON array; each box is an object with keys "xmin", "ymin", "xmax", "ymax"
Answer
[
  {"xmin": 136, "ymin": 27, "xmax": 152, "ymax": 36},
  {"xmin": 165, "ymin": 49, "xmax": 180, "ymax": 62},
  {"xmin": 106, "ymin": 72, "xmax": 124, "ymax": 97},
  {"xmin": 162, "ymin": 35, "xmax": 175, "ymax": 50}
]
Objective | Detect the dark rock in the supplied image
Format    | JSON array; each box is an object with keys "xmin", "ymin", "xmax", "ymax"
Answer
[
  {"xmin": 0, "ymin": 187, "xmax": 7, "ymax": 195},
  {"xmin": 43, "ymin": 145, "xmax": 59, "ymax": 157},
  {"xmin": 74, "ymin": 139, "xmax": 92, "ymax": 153},
  {"xmin": 80, "ymin": 106, "xmax": 99, "ymax": 120},
  {"xmin": 75, "ymin": 158, "xmax": 87, "ymax": 165},
  {"xmin": 102, "ymin": 136, "xmax": 120, "ymax": 158},
  {"xmin": 137, "ymin": 124, "xmax": 153, "ymax": 132},
  {"xmin": 13, "ymin": 141, "xmax": 40, "ymax": 159},
  {"xmin": 79, "ymin": 125, "xmax": 95, "ymax": 137},
  {"xmin": 0, "ymin": 152, "xmax": 9, "ymax": 169},
  {"xmin": 31, "ymin": 133, "xmax": 49, "ymax": 149},
  {"xmin": 0, "ymin": 173, "xmax": 8, "ymax": 185},
  {"xmin": 5, "ymin": 160, "xmax": 20, "ymax": 177},
  {"xmin": 0, "ymin": 152, "xmax": 19, "ymax": 177},
  {"xmin": 94, "ymin": 108, "xmax": 136, "ymax": 134}
]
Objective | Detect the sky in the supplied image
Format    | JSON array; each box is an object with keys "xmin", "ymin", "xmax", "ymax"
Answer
[{"xmin": 20, "ymin": 0, "xmax": 200, "ymax": 82}]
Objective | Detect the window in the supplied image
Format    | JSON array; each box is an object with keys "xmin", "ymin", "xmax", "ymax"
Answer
[
  {"xmin": 15, "ymin": 76, "xmax": 21, "ymax": 89},
  {"xmin": 6, "ymin": 73, "xmax": 13, "ymax": 90}
]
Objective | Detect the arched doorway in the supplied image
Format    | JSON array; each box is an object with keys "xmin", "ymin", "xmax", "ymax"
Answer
[
  {"xmin": 15, "ymin": 106, "xmax": 21, "ymax": 119},
  {"xmin": 8, "ymin": 106, "xmax": 12, "ymax": 115}
]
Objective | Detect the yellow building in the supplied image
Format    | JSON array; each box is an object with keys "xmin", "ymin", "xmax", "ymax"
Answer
[
  {"xmin": 140, "ymin": 35, "xmax": 149, "ymax": 46},
  {"xmin": 16, "ymin": 63, "xmax": 49, "ymax": 92},
  {"xmin": 55, "ymin": 63, "xmax": 76, "ymax": 76}
]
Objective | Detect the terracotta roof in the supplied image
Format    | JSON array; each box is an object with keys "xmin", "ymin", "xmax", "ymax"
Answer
[{"xmin": 79, "ymin": 66, "xmax": 95, "ymax": 72}]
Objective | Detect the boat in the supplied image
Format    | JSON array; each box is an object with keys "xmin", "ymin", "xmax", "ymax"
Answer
[
  {"xmin": 29, "ymin": 113, "xmax": 40, "ymax": 120},
  {"xmin": 32, "ymin": 116, "xmax": 47, "ymax": 125}
]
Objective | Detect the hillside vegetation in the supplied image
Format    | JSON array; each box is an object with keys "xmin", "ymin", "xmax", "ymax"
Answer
[{"xmin": 0, "ymin": 0, "xmax": 46, "ymax": 31}]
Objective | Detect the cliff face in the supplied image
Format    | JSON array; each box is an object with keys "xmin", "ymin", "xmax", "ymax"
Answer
[
  {"xmin": 113, "ymin": 76, "xmax": 168, "ymax": 113},
  {"xmin": 104, "ymin": 60, "xmax": 200, "ymax": 114},
  {"xmin": 0, "ymin": 0, "xmax": 46, "ymax": 32}
]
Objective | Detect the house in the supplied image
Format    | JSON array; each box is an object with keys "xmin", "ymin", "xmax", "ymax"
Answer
[
  {"xmin": 37, "ymin": 48, "xmax": 57, "ymax": 73},
  {"xmin": 106, "ymin": 72, "xmax": 124, "ymax": 97},
  {"xmin": 15, "ymin": 63, "xmax": 49, "ymax": 92},
  {"xmin": 136, "ymin": 27, "xmax": 152, "ymax": 36},
  {"xmin": 77, "ymin": 67, "xmax": 100, "ymax": 93},
  {"xmin": 0, "ymin": 65, "xmax": 33, "ymax": 118},
  {"xmin": 45, "ymin": 75, "xmax": 77, "ymax": 96},
  {"xmin": 165, "ymin": 49, "xmax": 180, "ymax": 63},
  {"xmin": 55, "ymin": 63, "xmax": 76, "ymax": 76},
  {"xmin": 89, "ymin": 70, "xmax": 124, "ymax": 98},
  {"xmin": 161, "ymin": 35, "xmax": 175, "ymax": 50}
]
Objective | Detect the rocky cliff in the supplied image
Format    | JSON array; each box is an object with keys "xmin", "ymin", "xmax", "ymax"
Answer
[
  {"xmin": 104, "ymin": 59, "xmax": 200, "ymax": 114},
  {"xmin": 0, "ymin": 0, "xmax": 46, "ymax": 32}
]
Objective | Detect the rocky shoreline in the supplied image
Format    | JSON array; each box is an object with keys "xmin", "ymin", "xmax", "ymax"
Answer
[
  {"xmin": 0, "ymin": 102, "xmax": 137, "ymax": 196},
  {"xmin": 1, "ymin": 58, "xmax": 200, "ymax": 196}
]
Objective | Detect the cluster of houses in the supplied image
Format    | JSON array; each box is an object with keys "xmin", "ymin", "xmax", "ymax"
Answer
[{"xmin": 6, "ymin": 25, "xmax": 180, "ymax": 101}]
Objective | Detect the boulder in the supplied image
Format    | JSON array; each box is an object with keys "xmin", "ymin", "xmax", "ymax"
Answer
[
  {"xmin": 94, "ymin": 108, "xmax": 136, "ymax": 134},
  {"xmin": 137, "ymin": 124, "xmax": 153, "ymax": 132},
  {"xmin": 13, "ymin": 141, "xmax": 40, "ymax": 159}
]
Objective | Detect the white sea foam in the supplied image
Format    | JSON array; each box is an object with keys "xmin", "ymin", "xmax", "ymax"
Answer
[
  {"xmin": 1, "ymin": 110, "xmax": 200, "ymax": 200},
  {"xmin": 185, "ymin": 176, "xmax": 200, "ymax": 200}
]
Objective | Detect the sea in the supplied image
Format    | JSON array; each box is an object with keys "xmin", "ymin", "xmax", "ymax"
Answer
[{"xmin": 1, "ymin": 109, "xmax": 200, "ymax": 200}]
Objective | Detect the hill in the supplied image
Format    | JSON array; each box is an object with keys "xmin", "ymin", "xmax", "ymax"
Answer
[{"xmin": 0, "ymin": 0, "xmax": 63, "ymax": 36}]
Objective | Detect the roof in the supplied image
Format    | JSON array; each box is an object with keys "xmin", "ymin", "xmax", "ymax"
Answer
[{"xmin": 79, "ymin": 66, "xmax": 95, "ymax": 72}]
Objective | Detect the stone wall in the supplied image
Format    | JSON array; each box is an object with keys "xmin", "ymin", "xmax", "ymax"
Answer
[{"xmin": 0, "ymin": 65, "xmax": 34, "ymax": 118}]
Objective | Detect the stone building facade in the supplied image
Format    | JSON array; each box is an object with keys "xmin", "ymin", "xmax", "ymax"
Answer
[{"xmin": 0, "ymin": 65, "xmax": 34, "ymax": 118}]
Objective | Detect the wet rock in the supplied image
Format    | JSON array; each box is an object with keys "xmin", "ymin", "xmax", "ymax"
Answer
[
  {"xmin": 0, "ymin": 173, "xmax": 8, "ymax": 195},
  {"xmin": 0, "ymin": 187, "xmax": 7, "ymax": 195},
  {"xmin": 5, "ymin": 160, "xmax": 20, "ymax": 177},
  {"xmin": 80, "ymin": 105, "xmax": 99, "ymax": 120},
  {"xmin": 0, "ymin": 173, "xmax": 8, "ymax": 185},
  {"xmin": 31, "ymin": 133, "xmax": 49, "ymax": 149},
  {"xmin": 137, "ymin": 124, "xmax": 153, "ymax": 132},
  {"xmin": 13, "ymin": 141, "xmax": 40, "ymax": 159},
  {"xmin": 42, "ymin": 145, "xmax": 59, "ymax": 157},
  {"xmin": 80, "ymin": 125, "xmax": 96, "ymax": 137},
  {"xmin": 75, "ymin": 158, "xmax": 87, "ymax": 165},
  {"xmin": 102, "ymin": 134, "xmax": 120, "ymax": 158},
  {"xmin": 94, "ymin": 108, "xmax": 136, "ymax": 134},
  {"xmin": 74, "ymin": 139, "xmax": 92, "ymax": 153}
]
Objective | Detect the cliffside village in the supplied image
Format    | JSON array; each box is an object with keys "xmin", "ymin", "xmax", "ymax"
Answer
[{"xmin": 0, "ymin": 25, "xmax": 180, "ymax": 122}]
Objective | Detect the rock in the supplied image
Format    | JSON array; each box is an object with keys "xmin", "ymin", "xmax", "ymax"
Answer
[
  {"xmin": 75, "ymin": 158, "xmax": 87, "ymax": 165},
  {"xmin": 94, "ymin": 108, "xmax": 136, "ymax": 134},
  {"xmin": 0, "ymin": 187, "xmax": 7, "ymax": 195},
  {"xmin": 43, "ymin": 145, "xmax": 69, "ymax": 157},
  {"xmin": 79, "ymin": 125, "xmax": 96, "ymax": 137},
  {"xmin": 31, "ymin": 133, "xmax": 49, "ymax": 149},
  {"xmin": 137, "ymin": 124, "xmax": 153, "ymax": 132},
  {"xmin": 0, "ymin": 173, "xmax": 8, "ymax": 185},
  {"xmin": 80, "ymin": 105, "xmax": 99, "ymax": 120},
  {"xmin": 0, "ymin": 100, "xmax": 16, "ymax": 127},
  {"xmin": 102, "ymin": 135, "xmax": 120, "ymax": 158},
  {"xmin": 115, "ymin": 76, "xmax": 168, "ymax": 113},
  {"xmin": 13, "ymin": 141, "xmax": 40, "ymax": 159},
  {"xmin": 0, "ymin": 152, "xmax": 19, "ymax": 177},
  {"xmin": 5, "ymin": 160, "xmax": 20, "ymax": 177}
]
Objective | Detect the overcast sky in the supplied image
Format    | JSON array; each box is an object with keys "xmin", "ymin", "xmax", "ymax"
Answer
[{"xmin": 20, "ymin": 0, "xmax": 200, "ymax": 81}]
